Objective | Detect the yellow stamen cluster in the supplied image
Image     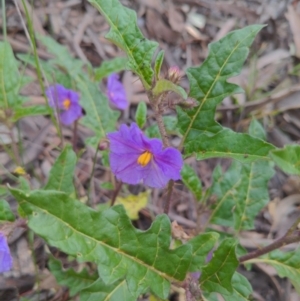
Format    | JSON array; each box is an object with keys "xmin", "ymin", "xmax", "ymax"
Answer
[
  {"xmin": 63, "ymin": 99, "xmax": 71, "ymax": 110},
  {"xmin": 137, "ymin": 151, "xmax": 152, "ymax": 167}
]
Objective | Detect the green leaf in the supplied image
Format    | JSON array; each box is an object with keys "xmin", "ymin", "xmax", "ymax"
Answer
[
  {"xmin": 210, "ymin": 160, "xmax": 274, "ymax": 231},
  {"xmin": 269, "ymin": 145, "xmax": 300, "ymax": 175},
  {"xmin": 185, "ymin": 125, "xmax": 274, "ymax": 163},
  {"xmin": 154, "ymin": 50, "xmax": 164, "ymax": 80},
  {"xmin": 200, "ymin": 238, "xmax": 239, "ymax": 293},
  {"xmin": 0, "ymin": 199, "xmax": 15, "ymax": 222},
  {"xmin": 204, "ymin": 272, "xmax": 252, "ymax": 301},
  {"xmin": 10, "ymin": 188, "xmax": 194, "ymax": 299},
  {"xmin": 135, "ymin": 102, "xmax": 147, "ymax": 128},
  {"xmin": 38, "ymin": 36, "xmax": 84, "ymax": 76},
  {"xmin": 48, "ymin": 257, "xmax": 98, "ymax": 296},
  {"xmin": 177, "ymin": 25, "xmax": 275, "ymax": 162},
  {"xmin": 249, "ymin": 119, "xmax": 266, "ymax": 140},
  {"xmin": 0, "ymin": 42, "xmax": 23, "ymax": 109},
  {"xmin": 77, "ymin": 76, "xmax": 119, "ymax": 147},
  {"xmin": 181, "ymin": 164, "xmax": 202, "ymax": 201},
  {"xmin": 145, "ymin": 116, "xmax": 180, "ymax": 138},
  {"xmin": 153, "ymin": 79, "xmax": 187, "ymax": 99},
  {"xmin": 44, "ymin": 145, "xmax": 76, "ymax": 194},
  {"xmin": 12, "ymin": 105, "xmax": 51, "ymax": 121},
  {"xmin": 18, "ymin": 53, "xmax": 72, "ymax": 88},
  {"xmin": 249, "ymin": 249, "xmax": 300, "ymax": 294},
  {"xmin": 94, "ymin": 57, "xmax": 128, "ymax": 81},
  {"xmin": 89, "ymin": 0, "xmax": 158, "ymax": 89},
  {"xmin": 187, "ymin": 232, "xmax": 219, "ymax": 271},
  {"xmin": 80, "ymin": 278, "xmax": 135, "ymax": 301}
]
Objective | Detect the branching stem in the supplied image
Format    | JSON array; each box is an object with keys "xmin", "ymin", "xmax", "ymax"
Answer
[{"xmin": 239, "ymin": 216, "xmax": 300, "ymax": 263}]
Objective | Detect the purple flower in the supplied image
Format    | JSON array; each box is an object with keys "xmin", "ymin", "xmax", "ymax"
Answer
[
  {"xmin": 107, "ymin": 73, "xmax": 128, "ymax": 110},
  {"xmin": 46, "ymin": 84, "xmax": 83, "ymax": 125},
  {"xmin": 107, "ymin": 123, "xmax": 183, "ymax": 188},
  {"xmin": 0, "ymin": 233, "xmax": 13, "ymax": 273}
]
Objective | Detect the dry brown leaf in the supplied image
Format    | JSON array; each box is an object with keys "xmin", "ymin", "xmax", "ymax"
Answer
[
  {"xmin": 269, "ymin": 194, "xmax": 300, "ymax": 237},
  {"xmin": 171, "ymin": 220, "xmax": 191, "ymax": 240},
  {"xmin": 146, "ymin": 9, "xmax": 179, "ymax": 44},
  {"xmin": 285, "ymin": 5, "xmax": 300, "ymax": 58},
  {"xmin": 283, "ymin": 176, "xmax": 300, "ymax": 195},
  {"xmin": 168, "ymin": 5, "xmax": 185, "ymax": 33}
]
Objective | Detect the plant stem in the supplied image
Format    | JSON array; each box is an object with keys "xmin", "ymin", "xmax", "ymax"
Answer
[
  {"xmin": 110, "ymin": 181, "xmax": 123, "ymax": 207},
  {"xmin": 239, "ymin": 232, "xmax": 300, "ymax": 263},
  {"xmin": 87, "ymin": 146, "xmax": 99, "ymax": 207},
  {"xmin": 153, "ymin": 103, "xmax": 169, "ymax": 147},
  {"xmin": 147, "ymin": 92, "xmax": 175, "ymax": 214},
  {"xmin": 72, "ymin": 120, "xmax": 78, "ymax": 152},
  {"xmin": 164, "ymin": 180, "xmax": 174, "ymax": 214},
  {"xmin": 2, "ymin": 0, "xmax": 6, "ymax": 40},
  {"xmin": 17, "ymin": 0, "xmax": 62, "ymax": 140},
  {"xmin": 239, "ymin": 216, "xmax": 300, "ymax": 263}
]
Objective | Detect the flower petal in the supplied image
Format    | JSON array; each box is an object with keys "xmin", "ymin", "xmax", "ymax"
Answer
[
  {"xmin": 108, "ymin": 123, "xmax": 183, "ymax": 188},
  {"xmin": 46, "ymin": 84, "xmax": 67, "ymax": 108},
  {"xmin": 60, "ymin": 103, "xmax": 83, "ymax": 125},
  {"xmin": 109, "ymin": 152, "xmax": 144, "ymax": 184},
  {"xmin": 0, "ymin": 233, "xmax": 13, "ymax": 273},
  {"xmin": 107, "ymin": 73, "xmax": 128, "ymax": 110},
  {"xmin": 108, "ymin": 123, "xmax": 145, "ymax": 154}
]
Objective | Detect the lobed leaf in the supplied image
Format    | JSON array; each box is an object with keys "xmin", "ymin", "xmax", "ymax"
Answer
[
  {"xmin": 200, "ymin": 238, "xmax": 239, "ymax": 293},
  {"xmin": 94, "ymin": 57, "xmax": 128, "ymax": 81},
  {"xmin": 210, "ymin": 160, "xmax": 274, "ymax": 231},
  {"xmin": 181, "ymin": 164, "xmax": 202, "ymax": 201},
  {"xmin": 77, "ymin": 76, "xmax": 119, "ymax": 148},
  {"xmin": 0, "ymin": 199, "xmax": 15, "ymax": 222},
  {"xmin": 204, "ymin": 272, "xmax": 252, "ymax": 301},
  {"xmin": 188, "ymin": 232, "xmax": 219, "ymax": 272},
  {"xmin": 248, "ymin": 249, "xmax": 300, "ymax": 293},
  {"xmin": 38, "ymin": 36, "xmax": 83, "ymax": 76},
  {"xmin": 270, "ymin": 145, "xmax": 300, "ymax": 175},
  {"xmin": 80, "ymin": 278, "xmax": 135, "ymax": 301},
  {"xmin": 9, "ymin": 188, "xmax": 194, "ymax": 299},
  {"xmin": 44, "ymin": 145, "xmax": 77, "ymax": 194},
  {"xmin": 89, "ymin": 0, "xmax": 158, "ymax": 89},
  {"xmin": 249, "ymin": 119, "xmax": 266, "ymax": 141},
  {"xmin": 48, "ymin": 257, "xmax": 98, "ymax": 296},
  {"xmin": 177, "ymin": 25, "xmax": 275, "ymax": 162}
]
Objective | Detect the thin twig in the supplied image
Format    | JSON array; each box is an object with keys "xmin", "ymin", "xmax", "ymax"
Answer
[
  {"xmin": 110, "ymin": 181, "xmax": 123, "ymax": 207},
  {"xmin": 87, "ymin": 146, "xmax": 99, "ymax": 207},
  {"xmin": 164, "ymin": 180, "xmax": 174, "ymax": 214},
  {"xmin": 239, "ymin": 232, "xmax": 300, "ymax": 263},
  {"xmin": 2, "ymin": 0, "xmax": 6, "ymax": 41}
]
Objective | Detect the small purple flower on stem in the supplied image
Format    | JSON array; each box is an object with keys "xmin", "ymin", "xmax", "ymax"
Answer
[
  {"xmin": 0, "ymin": 233, "xmax": 13, "ymax": 273},
  {"xmin": 107, "ymin": 73, "xmax": 128, "ymax": 110},
  {"xmin": 46, "ymin": 84, "xmax": 83, "ymax": 125},
  {"xmin": 107, "ymin": 123, "xmax": 183, "ymax": 188}
]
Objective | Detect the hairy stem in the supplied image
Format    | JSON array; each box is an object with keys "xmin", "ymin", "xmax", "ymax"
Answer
[
  {"xmin": 110, "ymin": 181, "xmax": 123, "ymax": 207},
  {"xmin": 2, "ymin": 0, "xmax": 6, "ymax": 40},
  {"xmin": 164, "ymin": 180, "xmax": 174, "ymax": 214},
  {"xmin": 240, "ymin": 216, "xmax": 300, "ymax": 262},
  {"xmin": 239, "ymin": 232, "xmax": 300, "ymax": 263}
]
